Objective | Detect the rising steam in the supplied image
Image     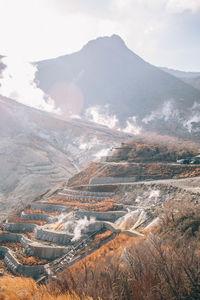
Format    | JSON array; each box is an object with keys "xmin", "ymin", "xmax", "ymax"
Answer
[
  {"xmin": 119, "ymin": 116, "xmax": 141, "ymax": 135},
  {"xmin": 142, "ymin": 101, "xmax": 176, "ymax": 124},
  {"xmin": 0, "ymin": 57, "xmax": 59, "ymax": 113},
  {"xmin": 85, "ymin": 105, "xmax": 118, "ymax": 129}
]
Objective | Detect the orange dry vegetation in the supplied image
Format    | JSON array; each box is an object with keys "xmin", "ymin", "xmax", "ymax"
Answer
[
  {"xmin": 47, "ymin": 198, "xmax": 117, "ymax": 212},
  {"xmin": 25, "ymin": 209, "xmax": 60, "ymax": 216},
  {"xmin": 0, "ymin": 242, "xmax": 21, "ymax": 251},
  {"xmin": 69, "ymin": 161, "xmax": 200, "ymax": 186},
  {"xmin": 20, "ymin": 256, "xmax": 47, "ymax": 266},
  {"xmin": 8, "ymin": 215, "xmax": 47, "ymax": 225},
  {"xmin": 0, "ymin": 276, "xmax": 93, "ymax": 299},
  {"xmin": 64, "ymin": 233, "xmax": 143, "ymax": 274}
]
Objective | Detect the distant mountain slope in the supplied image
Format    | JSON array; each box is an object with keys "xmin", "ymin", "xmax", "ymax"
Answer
[
  {"xmin": 161, "ymin": 67, "xmax": 200, "ymax": 92},
  {"xmin": 0, "ymin": 56, "xmax": 5, "ymax": 79},
  {"xmin": 0, "ymin": 95, "xmax": 127, "ymax": 219},
  {"xmin": 160, "ymin": 67, "xmax": 200, "ymax": 79},
  {"xmin": 183, "ymin": 76, "xmax": 200, "ymax": 91},
  {"xmin": 36, "ymin": 35, "xmax": 200, "ymax": 137}
]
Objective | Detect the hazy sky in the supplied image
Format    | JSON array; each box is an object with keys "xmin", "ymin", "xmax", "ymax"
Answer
[{"xmin": 0, "ymin": 0, "xmax": 200, "ymax": 71}]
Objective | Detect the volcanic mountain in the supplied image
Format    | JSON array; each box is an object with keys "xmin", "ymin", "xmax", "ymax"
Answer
[{"xmin": 36, "ymin": 35, "xmax": 200, "ymax": 138}]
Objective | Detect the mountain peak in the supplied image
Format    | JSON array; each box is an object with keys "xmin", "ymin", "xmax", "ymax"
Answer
[{"xmin": 82, "ymin": 34, "xmax": 126, "ymax": 52}]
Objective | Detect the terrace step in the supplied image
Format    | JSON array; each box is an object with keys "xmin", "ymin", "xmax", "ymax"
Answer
[
  {"xmin": 62, "ymin": 188, "xmax": 115, "ymax": 197},
  {"xmin": 21, "ymin": 212, "xmax": 58, "ymax": 223},
  {"xmin": 57, "ymin": 192, "xmax": 112, "ymax": 201},
  {"xmin": 3, "ymin": 223, "xmax": 37, "ymax": 233},
  {"xmin": 31, "ymin": 203, "xmax": 70, "ymax": 213}
]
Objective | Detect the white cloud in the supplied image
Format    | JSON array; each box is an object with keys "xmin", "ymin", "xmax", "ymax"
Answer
[
  {"xmin": 166, "ymin": 0, "xmax": 200, "ymax": 14},
  {"xmin": 0, "ymin": 0, "xmax": 199, "ymax": 71}
]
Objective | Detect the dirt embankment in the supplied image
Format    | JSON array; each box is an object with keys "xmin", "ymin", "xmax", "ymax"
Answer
[
  {"xmin": 108, "ymin": 140, "xmax": 198, "ymax": 163},
  {"xmin": 68, "ymin": 162, "xmax": 200, "ymax": 187}
]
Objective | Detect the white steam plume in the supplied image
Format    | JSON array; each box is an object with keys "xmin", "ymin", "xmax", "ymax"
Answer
[
  {"xmin": 142, "ymin": 100, "xmax": 176, "ymax": 124},
  {"xmin": 119, "ymin": 116, "xmax": 141, "ymax": 135},
  {"xmin": 184, "ymin": 102, "xmax": 200, "ymax": 133},
  {"xmin": 85, "ymin": 105, "xmax": 118, "ymax": 129},
  {"xmin": 71, "ymin": 216, "xmax": 96, "ymax": 241},
  {"xmin": 94, "ymin": 148, "xmax": 110, "ymax": 159},
  {"xmin": 0, "ymin": 56, "xmax": 60, "ymax": 113}
]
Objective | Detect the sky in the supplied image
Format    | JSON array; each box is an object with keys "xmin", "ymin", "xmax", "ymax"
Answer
[{"xmin": 0, "ymin": 0, "xmax": 200, "ymax": 71}]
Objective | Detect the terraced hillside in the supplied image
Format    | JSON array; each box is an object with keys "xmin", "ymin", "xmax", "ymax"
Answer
[
  {"xmin": 0, "ymin": 186, "xmax": 147, "ymax": 281},
  {"xmin": 68, "ymin": 141, "xmax": 200, "ymax": 187}
]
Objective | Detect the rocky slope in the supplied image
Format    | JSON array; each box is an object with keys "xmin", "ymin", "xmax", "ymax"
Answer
[{"xmin": 0, "ymin": 96, "xmax": 128, "ymax": 219}]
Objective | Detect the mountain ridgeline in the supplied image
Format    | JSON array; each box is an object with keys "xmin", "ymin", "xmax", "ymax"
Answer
[{"xmin": 36, "ymin": 35, "xmax": 200, "ymax": 139}]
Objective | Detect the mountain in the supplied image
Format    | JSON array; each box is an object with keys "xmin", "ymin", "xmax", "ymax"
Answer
[
  {"xmin": 36, "ymin": 35, "xmax": 200, "ymax": 138},
  {"xmin": 0, "ymin": 55, "xmax": 5, "ymax": 79},
  {"xmin": 0, "ymin": 95, "xmax": 127, "ymax": 219},
  {"xmin": 160, "ymin": 67, "xmax": 200, "ymax": 79},
  {"xmin": 161, "ymin": 67, "xmax": 200, "ymax": 91}
]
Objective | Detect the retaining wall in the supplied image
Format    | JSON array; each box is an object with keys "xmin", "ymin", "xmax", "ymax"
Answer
[
  {"xmin": 75, "ymin": 210, "xmax": 126, "ymax": 222},
  {"xmin": 0, "ymin": 232, "xmax": 22, "ymax": 242},
  {"xmin": 31, "ymin": 203, "xmax": 69, "ymax": 212},
  {"xmin": 21, "ymin": 212, "xmax": 57, "ymax": 223},
  {"xmin": 58, "ymin": 193, "xmax": 110, "ymax": 201},
  {"xmin": 4, "ymin": 222, "xmax": 37, "ymax": 233},
  {"xmin": 90, "ymin": 177, "xmax": 136, "ymax": 185},
  {"xmin": 63, "ymin": 188, "xmax": 114, "ymax": 196},
  {"xmin": 21, "ymin": 236, "xmax": 66, "ymax": 259},
  {"xmin": 35, "ymin": 227, "xmax": 73, "ymax": 245},
  {"xmin": 0, "ymin": 246, "xmax": 46, "ymax": 279}
]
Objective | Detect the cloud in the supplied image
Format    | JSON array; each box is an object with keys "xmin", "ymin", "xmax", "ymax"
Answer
[
  {"xmin": 0, "ymin": 57, "xmax": 59, "ymax": 113},
  {"xmin": 165, "ymin": 0, "xmax": 200, "ymax": 14},
  {"xmin": 0, "ymin": 0, "xmax": 199, "ymax": 72}
]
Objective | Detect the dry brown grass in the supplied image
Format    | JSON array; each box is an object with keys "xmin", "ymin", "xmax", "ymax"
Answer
[
  {"xmin": 0, "ymin": 276, "xmax": 93, "ymax": 299},
  {"xmin": 24, "ymin": 209, "xmax": 60, "ymax": 216},
  {"xmin": 47, "ymin": 198, "xmax": 117, "ymax": 212},
  {"xmin": 47, "ymin": 202, "xmax": 200, "ymax": 300},
  {"xmin": 8, "ymin": 215, "xmax": 47, "ymax": 225},
  {"xmin": 19, "ymin": 256, "xmax": 47, "ymax": 266}
]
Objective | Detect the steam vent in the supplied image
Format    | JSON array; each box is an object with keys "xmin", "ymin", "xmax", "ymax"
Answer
[{"xmin": 0, "ymin": 186, "xmax": 148, "ymax": 282}]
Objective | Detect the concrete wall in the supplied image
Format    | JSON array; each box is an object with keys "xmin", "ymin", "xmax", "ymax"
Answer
[
  {"xmin": 21, "ymin": 212, "xmax": 57, "ymax": 223},
  {"xmin": 21, "ymin": 236, "xmax": 66, "ymax": 260},
  {"xmin": 75, "ymin": 210, "xmax": 126, "ymax": 222},
  {"xmin": 4, "ymin": 222, "xmax": 37, "ymax": 233},
  {"xmin": 90, "ymin": 177, "xmax": 136, "ymax": 185},
  {"xmin": 63, "ymin": 188, "xmax": 114, "ymax": 196},
  {"xmin": 0, "ymin": 232, "xmax": 22, "ymax": 242},
  {"xmin": 35, "ymin": 227, "xmax": 73, "ymax": 245},
  {"xmin": 31, "ymin": 203, "xmax": 69, "ymax": 212},
  {"xmin": 0, "ymin": 246, "xmax": 46, "ymax": 279},
  {"xmin": 58, "ymin": 192, "xmax": 110, "ymax": 201}
]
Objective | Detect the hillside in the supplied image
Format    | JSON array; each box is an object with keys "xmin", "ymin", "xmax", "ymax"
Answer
[
  {"xmin": 68, "ymin": 140, "xmax": 200, "ymax": 187},
  {"xmin": 36, "ymin": 35, "xmax": 200, "ymax": 138},
  {"xmin": 161, "ymin": 67, "xmax": 200, "ymax": 91},
  {"xmin": 0, "ymin": 95, "xmax": 128, "ymax": 219}
]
